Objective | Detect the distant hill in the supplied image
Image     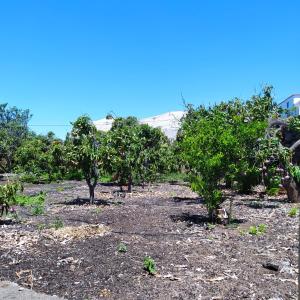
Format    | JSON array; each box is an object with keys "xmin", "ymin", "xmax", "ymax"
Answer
[{"xmin": 93, "ymin": 111, "xmax": 186, "ymax": 140}]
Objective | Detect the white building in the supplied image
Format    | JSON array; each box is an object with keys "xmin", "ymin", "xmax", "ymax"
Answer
[
  {"xmin": 278, "ymin": 94, "xmax": 300, "ymax": 117},
  {"xmin": 93, "ymin": 111, "xmax": 186, "ymax": 140}
]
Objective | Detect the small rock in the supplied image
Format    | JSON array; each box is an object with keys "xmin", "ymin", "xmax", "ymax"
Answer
[{"xmin": 262, "ymin": 262, "xmax": 279, "ymax": 271}]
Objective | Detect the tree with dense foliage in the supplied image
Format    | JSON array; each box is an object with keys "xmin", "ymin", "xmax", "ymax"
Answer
[
  {"xmin": 102, "ymin": 117, "xmax": 173, "ymax": 192},
  {"xmin": 0, "ymin": 103, "xmax": 31, "ymax": 173},
  {"xmin": 14, "ymin": 132, "xmax": 66, "ymax": 183},
  {"xmin": 67, "ymin": 116, "xmax": 101, "ymax": 203},
  {"xmin": 177, "ymin": 86, "xmax": 280, "ymax": 221}
]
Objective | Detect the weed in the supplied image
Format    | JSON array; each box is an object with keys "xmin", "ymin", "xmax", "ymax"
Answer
[
  {"xmin": 51, "ymin": 218, "xmax": 64, "ymax": 230},
  {"xmin": 207, "ymin": 223, "xmax": 215, "ymax": 230},
  {"xmin": 288, "ymin": 207, "xmax": 298, "ymax": 218},
  {"xmin": 94, "ymin": 207, "xmax": 102, "ymax": 214},
  {"xmin": 257, "ymin": 223, "xmax": 267, "ymax": 234},
  {"xmin": 117, "ymin": 243, "xmax": 127, "ymax": 253},
  {"xmin": 31, "ymin": 204, "xmax": 44, "ymax": 215},
  {"xmin": 238, "ymin": 228, "xmax": 246, "ymax": 236},
  {"xmin": 16, "ymin": 192, "xmax": 45, "ymax": 207},
  {"xmin": 143, "ymin": 256, "xmax": 156, "ymax": 275},
  {"xmin": 56, "ymin": 187, "xmax": 65, "ymax": 192},
  {"xmin": 248, "ymin": 224, "xmax": 267, "ymax": 235},
  {"xmin": 37, "ymin": 223, "xmax": 47, "ymax": 230}
]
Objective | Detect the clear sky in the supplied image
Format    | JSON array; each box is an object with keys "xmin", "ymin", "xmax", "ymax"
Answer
[{"xmin": 0, "ymin": 0, "xmax": 299, "ymax": 138}]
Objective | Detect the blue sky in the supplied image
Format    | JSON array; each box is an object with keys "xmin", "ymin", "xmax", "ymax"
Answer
[{"xmin": 0, "ymin": 0, "xmax": 299, "ymax": 138}]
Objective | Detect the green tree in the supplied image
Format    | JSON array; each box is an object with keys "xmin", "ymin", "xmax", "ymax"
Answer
[
  {"xmin": 178, "ymin": 86, "xmax": 279, "ymax": 221},
  {"xmin": 67, "ymin": 116, "xmax": 101, "ymax": 203},
  {"xmin": 102, "ymin": 117, "xmax": 172, "ymax": 192},
  {"xmin": 0, "ymin": 103, "xmax": 31, "ymax": 172},
  {"xmin": 14, "ymin": 132, "xmax": 66, "ymax": 182}
]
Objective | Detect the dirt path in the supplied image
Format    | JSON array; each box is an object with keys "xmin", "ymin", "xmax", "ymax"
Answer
[{"xmin": 0, "ymin": 181, "xmax": 298, "ymax": 299}]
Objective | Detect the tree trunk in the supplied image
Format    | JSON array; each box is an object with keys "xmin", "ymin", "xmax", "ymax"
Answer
[
  {"xmin": 87, "ymin": 177, "xmax": 97, "ymax": 204},
  {"xmin": 127, "ymin": 175, "xmax": 132, "ymax": 193},
  {"xmin": 285, "ymin": 179, "xmax": 300, "ymax": 203},
  {"xmin": 88, "ymin": 184, "xmax": 95, "ymax": 204}
]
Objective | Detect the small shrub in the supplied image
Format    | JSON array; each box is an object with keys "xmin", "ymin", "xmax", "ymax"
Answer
[
  {"xmin": 288, "ymin": 207, "xmax": 298, "ymax": 218},
  {"xmin": 143, "ymin": 256, "xmax": 156, "ymax": 275},
  {"xmin": 117, "ymin": 243, "xmax": 127, "ymax": 253}
]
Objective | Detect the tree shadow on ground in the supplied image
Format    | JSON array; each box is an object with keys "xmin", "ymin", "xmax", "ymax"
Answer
[
  {"xmin": 170, "ymin": 213, "xmax": 210, "ymax": 226},
  {"xmin": 170, "ymin": 212, "xmax": 246, "ymax": 227},
  {"xmin": 0, "ymin": 219, "xmax": 15, "ymax": 225},
  {"xmin": 235, "ymin": 201, "xmax": 280, "ymax": 209},
  {"xmin": 60, "ymin": 197, "xmax": 112, "ymax": 206},
  {"xmin": 173, "ymin": 196, "xmax": 203, "ymax": 205}
]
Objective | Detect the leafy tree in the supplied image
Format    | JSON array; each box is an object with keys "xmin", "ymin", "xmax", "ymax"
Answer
[
  {"xmin": 67, "ymin": 116, "xmax": 101, "ymax": 203},
  {"xmin": 14, "ymin": 132, "xmax": 66, "ymax": 183},
  {"xmin": 101, "ymin": 117, "xmax": 141, "ymax": 192},
  {"xmin": 177, "ymin": 86, "xmax": 279, "ymax": 221},
  {"xmin": 102, "ymin": 117, "xmax": 172, "ymax": 192},
  {"xmin": 0, "ymin": 103, "xmax": 31, "ymax": 172}
]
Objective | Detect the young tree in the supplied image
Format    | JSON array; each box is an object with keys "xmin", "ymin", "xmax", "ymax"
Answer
[{"xmin": 67, "ymin": 116, "xmax": 101, "ymax": 203}]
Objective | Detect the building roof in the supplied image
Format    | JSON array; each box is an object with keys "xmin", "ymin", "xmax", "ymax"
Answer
[
  {"xmin": 93, "ymin": 111, "xmax": 186, "ymax": 140},
  {"xmin": 279, "ymin": 94, "xmax": 300, "ymax": 105}
]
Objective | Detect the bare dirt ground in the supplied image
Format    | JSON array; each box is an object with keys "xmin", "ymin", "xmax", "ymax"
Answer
[{"xmin": 0, "ymin": 181, "xmax": 298, "ymax": 300}]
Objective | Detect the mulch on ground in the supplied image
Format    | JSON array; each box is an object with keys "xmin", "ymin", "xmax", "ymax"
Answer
[{"xmin": 0, "ymin": 181, "xmax": 298, "ymax": 299}]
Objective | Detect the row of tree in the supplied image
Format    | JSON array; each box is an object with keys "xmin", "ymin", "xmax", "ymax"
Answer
[
  {"xmin": 0, "ymin": 105, "xmax": 175, "ymax": 203},
  {"xmin": 1, "ymin": 85, "xmax": 299, "ymax": 219}
]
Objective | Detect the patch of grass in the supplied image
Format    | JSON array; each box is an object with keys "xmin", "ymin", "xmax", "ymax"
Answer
[
  {"xmin": 15, "ymin": 192, "xmax": 45, "ymax": 206},
  {"xmin": 51, "ymin": 218, "xmax": 64, "ymax": 230},
  {"xmin": 143, "ymin": 256, "xmax": 156, "ymax": 275},
  {"xmin": 248, "ymin": 224, "xmax": 267, "ymax": 235},
  {"xmin": 15, "ymin": 192, "xmax": 46, "ymax": 216},
  {"xmin": 117, "ymin": 243, "xmax": 127, "ymax": 253},
  {"xmin": 31, "ymin": 205, "xmax": 45, "ymax": 215},
  {"xmin": 56, "ymin": 187, "xmax": 65, "ymax": 192},
  {"xmin": 288, "ymin": 207, "xmax": 299, "ymax": 218}
]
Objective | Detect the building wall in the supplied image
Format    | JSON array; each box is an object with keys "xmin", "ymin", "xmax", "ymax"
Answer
[{"xmin": 279, "ymin": 95, "xmax": 300, "ymax": 117}]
